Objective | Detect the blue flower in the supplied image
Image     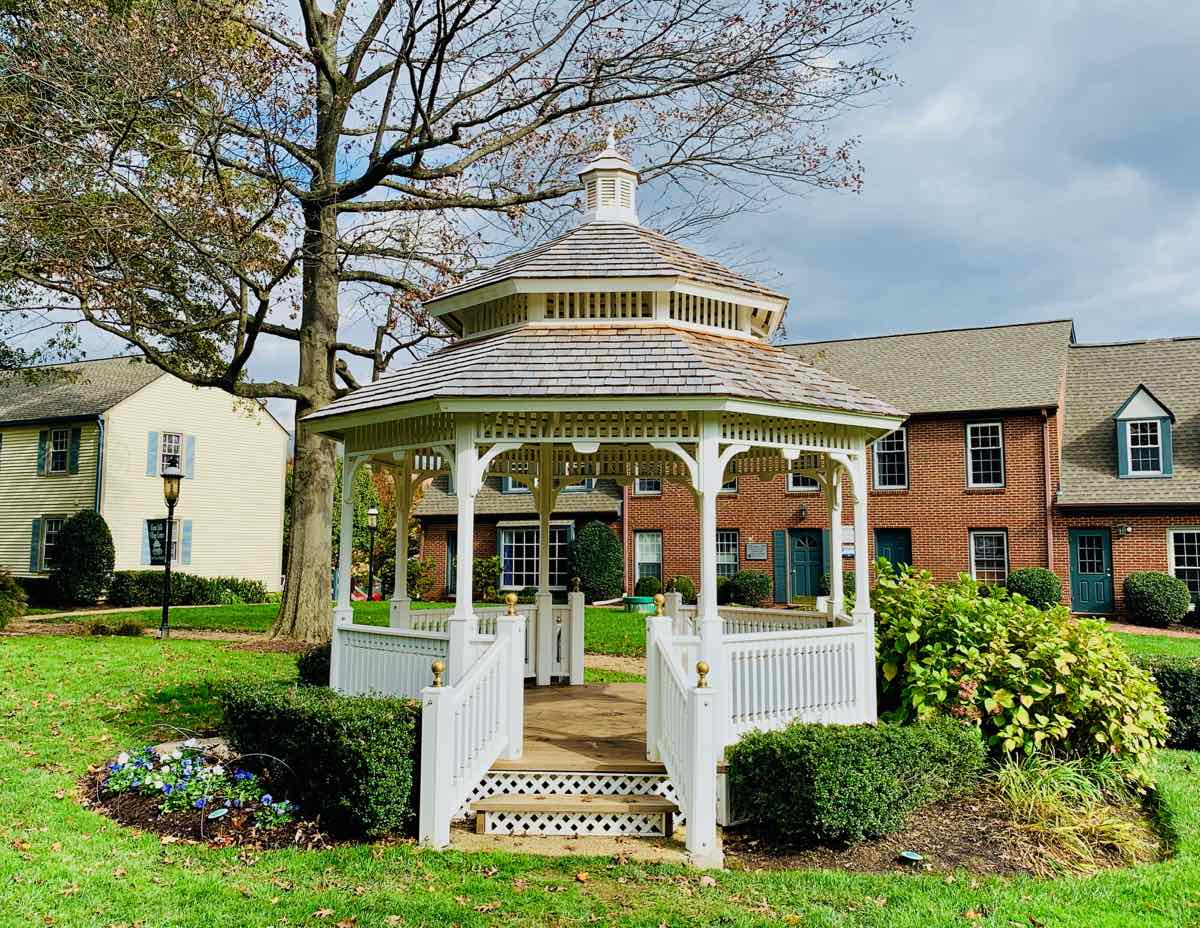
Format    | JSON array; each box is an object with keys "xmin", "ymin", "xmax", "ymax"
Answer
[
  {"xmin": 162, "ymin": 784, "xmax": 173, "ymax": 795},
  {"xmin": 233, "ymin": 799, "xmax": 243, "ymax": 808},
  {"xmin": 260, "ymin": 794, "xmax": 273, "ymax": 806},
  {"xmin": 194, "ymin": 797, "xmax": 207, "ymax": 809},
  {"xmin": 234, "ymin": 769, "xmax": 254, "ymax": 781}
]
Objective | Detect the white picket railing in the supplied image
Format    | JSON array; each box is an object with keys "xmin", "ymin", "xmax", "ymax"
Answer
[
  {"xmin": 418, "ymin": 616, "xmax": 526, "ymax": 848},
  {"xmin": 332, "ymin": 624, "xmax": 450, "ymax": 698},
  {"xmin": 670, "ymin": 604, "xmax": 837, "ymax": 637}
]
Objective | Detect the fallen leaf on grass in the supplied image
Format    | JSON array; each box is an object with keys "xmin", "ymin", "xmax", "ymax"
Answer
[
  {"xmin": 698, "ymin": 875, "xmax": 717, "ymax": 888},
  {"xmin": 475, "ymin": 902, "xmax": 501, "ymax": 913},
  {"xmin": 312, "ymin": 909, "xmax": 335, "ymax": 919},
  {"xmin": 576, "ymin": 872, "xmax": 589, "ymax": 883}
]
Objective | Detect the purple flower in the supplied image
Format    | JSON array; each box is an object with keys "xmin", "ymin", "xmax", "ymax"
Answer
[
  {"xmin": 234, "ymin": 769, "xmax": 254, "ymax": 781},
  {"xmin": 162, "ymin": 784, "xmax": 173, "ymax": 795},
  {"xmin": 260, "ymin": 794, "xmax": 273, "ymax": 806},
  {"xmin": 194, "ymin": 797, "xmax": 207, "ymax": 809}
]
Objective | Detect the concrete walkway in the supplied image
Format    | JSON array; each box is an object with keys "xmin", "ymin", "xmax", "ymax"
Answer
[{"xmin": 1104, "ymin": 620, "xmax": 1200, "ymax": 639}]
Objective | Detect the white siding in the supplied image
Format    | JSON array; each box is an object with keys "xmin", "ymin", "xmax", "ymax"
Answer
[
  {"xmin": 0, "ymin": 424, "xmax": 99, "ymax": 577},
  {"xmin": 101, "ymin": 376, "xmax": 288, "ymax": 591}
]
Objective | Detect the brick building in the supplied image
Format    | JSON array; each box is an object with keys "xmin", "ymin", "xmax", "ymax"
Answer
[{"xmin": 412, "ymin": 319, "xmax": 1200, "ymax": 615}]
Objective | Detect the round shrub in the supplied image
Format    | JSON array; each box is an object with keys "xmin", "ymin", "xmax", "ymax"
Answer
[
  {"xmin": 50, "ymin": 510, "xmax": 115, "ymax": 605},
  {"xmin": 297, "ymin": 642, "xmax": 332, "ymax": 687},
  {"xmin": 730, "ymin": 570, "xmax": 771, "ymax": 607},
  {"xmin": 669, "ymin": 575, "xmax": 696, "ymax": 604},
  {"xmin": 569, "ymin": 520, "xmax": 623, "ymax": 602},
  {"xmin": 716, "ymin": 575, "xmax": 732, "ymax": 605},
  {"xmin": 1124, "ymin": 571, "xmax": 1191, "ymax": 629},
  {"xmin": 0, "ymin": 570, "xmax": 28, "ymax": 629},
  {"xmin": 1135, "ymin": 655, "xmax": 1200, "ymax": 749},
  {"xmin": 1006, "ymin": 567, "xmax": 1062, "ymax": 608},
  {"xmin": 634, "ymin": 575, "xmax": 661, "ymax": 597},
  {"xmin": 874, "ymin": 562, "xmax": 1167, "ymax": 766}
]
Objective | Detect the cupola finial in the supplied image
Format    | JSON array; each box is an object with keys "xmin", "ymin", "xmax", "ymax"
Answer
[{"xmin": 578, "ymin": 129, "xmax": 640, "ymax": 225}]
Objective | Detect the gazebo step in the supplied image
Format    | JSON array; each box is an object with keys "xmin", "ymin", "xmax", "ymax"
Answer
[{"xmin": 470, "ymin": 793, "xmax": 678, "ymax": 837}]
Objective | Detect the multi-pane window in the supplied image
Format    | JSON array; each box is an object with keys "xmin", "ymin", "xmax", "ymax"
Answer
[
  {"xmin": 969, "ymin": 530, "xmax": 1008, "ymax": 585},
  {"xmin": 500, "ymin": 477, "xmax": 531, "ymax": 494},
  {"xmin": 160, "ymin": 431, "xmax": 182, "ymax": 472},
  {"xmin": 47, "ymin": 429, "xmax": 70, "ymax": 474},
  {"xmin": 634, "ymin": 478, "xmax": 662, "ymax": 495},
  {"xmin": 1128, "ymin": 420, "xmax": 1162, "ymax": 474},
  {"xmin": 41, "ymin": 517, "xmax": 64, "ymax": 570},
  {"xmin": 716, "ymin": 530, "xmax": 739, "ymax": 578},
  {"xmin": 966, "ymin": 422, "xmax": 1004, "ymax": 487},
  {"xmin": 147, "ymin": 518, "xmax": 181, "ymax": 565},
  {"xmin": 562, "ymin": 478, "xmax": 595, "ymax": 493},
  {"xmin": 1170, "ymin": 530, "xmax": 1200, "ymax": 605},
  {"xmin": 873, "ymin": 428, "xmax": 908, "ymax": 489},
  {"xmin": 499, "ymin": 525, "xmax": 572, "ymax": 589},
  {"xmin": 635, "ymin": 530, "xmax": 663, "ymax": 581},
  {"xmin": 1075, "ymin": 534, "xmax": 1106, "ymax": 575},
  {"xmin": 720, "ymin": 477, "xmax": 738, "ymax": 493},
  {"xmin": 788, "ymin": 473, "xmax": 819, "ymax": 492}
]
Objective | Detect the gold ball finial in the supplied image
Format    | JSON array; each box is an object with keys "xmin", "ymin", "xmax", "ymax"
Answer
[
  {"xmin": 505, "ymin": 592, "xmax": 518, "ymax": 615},
  {"xmin": 431, "ymin": 659, "xmax": 445, "ymax": 687},
  {"xmin": 571, "ymin": 576, "xmax": 582, "ymax": 594},
  {"xmin": 696, "ymin": 660, "xmax": 710, "ymax": 688},
  {"xmin": 654, "ymin": 593, "xmax": 666, "ymax": 617}
]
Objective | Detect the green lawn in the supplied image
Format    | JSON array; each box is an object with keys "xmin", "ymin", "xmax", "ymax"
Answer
[
  {"xmin": 1114, "ymin": 631, "xmax": 1200, "ymax": 659},
  {"xmin": 583, "ymin": 606, "xmax": 648, "ymax": 656},
  {"xmin": 3, "ymin": 634, "xmax": 1200, "ymax": 927}
]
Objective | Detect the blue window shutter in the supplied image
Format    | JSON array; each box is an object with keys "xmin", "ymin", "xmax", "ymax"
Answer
[
  {"xmin": 145, "ymin": 432, "xmax": 159, "ymax": 476},
  {"xmin": 36, "ymin": 430, "xmax": 47, "ymax": 475},
  {"xmin": 29, "ymin": 518, "xmax": 42, "ymax": 571},
  {"xmin": 68, "ymin": 427, "xmax": 82, "ymax": 474},
  {"xmin": 772, "ymin": 530, "xmax": 788, "ymax": 603},
  {"xmin": 1115, "ymin": 422, "xmax": 1129, "ymax": 478},
  {"xmin": 180, "ymin": 520, "xmax": 193, "ymax": 565},
  {"xmin": 184, "ymin": 435, "xmax": 196, "ymax": 478},
  {"xmin": 141, "ymin": 521, "xmax": 152, "ymax": 565}
]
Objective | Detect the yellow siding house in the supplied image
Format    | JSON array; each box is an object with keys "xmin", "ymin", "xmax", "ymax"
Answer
[{"xmin": 0, "ymin": 358, "xmax": 288, "ymax": 591}]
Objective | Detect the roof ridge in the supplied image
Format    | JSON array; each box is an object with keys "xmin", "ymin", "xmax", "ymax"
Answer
[
  {"xmin": 12, "ymin": 353, "xmax": 149, "ymax": 371},
  {"xmin": 782, "ymin": 318, "xmax": 1076, "ymax": 348},
  {"xmin": 1069, "ymin": 334, "xmax": 1200, "ymax": 349}
]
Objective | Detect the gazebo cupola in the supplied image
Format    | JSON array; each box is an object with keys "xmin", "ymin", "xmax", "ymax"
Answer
[{"xmin": 579, "ymin": 128, "xmax": 640, "ymax": 224}]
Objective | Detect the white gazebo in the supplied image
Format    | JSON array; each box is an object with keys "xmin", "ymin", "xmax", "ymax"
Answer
[{"xmin": 304, "ymin": 137, "xmax": 905, "ymax": 867}]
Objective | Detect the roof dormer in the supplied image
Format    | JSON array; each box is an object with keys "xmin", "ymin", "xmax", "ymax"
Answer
[
  {"xmin": 1114, "ymin": 384, "xmax": 1175, "ymax": 478},
  {"xmin": 578, "ymin": 129, "xmax": 640, "ymax": 225}
]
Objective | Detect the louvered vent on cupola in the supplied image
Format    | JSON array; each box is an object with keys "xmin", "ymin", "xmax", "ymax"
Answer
[{"xmin": 579, "ymin": 129, "xmax": 639, "ymax": 225}]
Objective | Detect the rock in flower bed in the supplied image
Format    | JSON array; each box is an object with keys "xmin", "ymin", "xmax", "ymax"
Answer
[{"xmin": 81, "ymin": 739, "xmax": 327, "ymax": 849}]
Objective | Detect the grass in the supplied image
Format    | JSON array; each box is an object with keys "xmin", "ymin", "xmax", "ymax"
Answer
[
  {"xmin": 583, "ymin": 606, "xmax": 648, "ymax": 656},
  {"xmin": 1115, "ymin": 631, "xmax": 1200, "ymax": 659},
  {"xmin": 4, "ymin": 636, "xmax": 1200, "ymax": 926}
]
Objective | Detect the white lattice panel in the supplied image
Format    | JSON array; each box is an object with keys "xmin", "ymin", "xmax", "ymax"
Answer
[
  {"xmin": 481, "ymin": 811, "xmax": 667, "ymax": 837},
  {"xmin": 478, "ymin": 411, "xmax": 699, "ymax": 442},
  {"xmin": 719, "ymin": 413, "xmax": 857, "ymax": 451},
  {"xmin": 457, "ymin": 771, "xmax": 682, "ymax": 823},
  {"xmin": 345, "ymin": 415, "xmax": 456, "ymax": 454}
]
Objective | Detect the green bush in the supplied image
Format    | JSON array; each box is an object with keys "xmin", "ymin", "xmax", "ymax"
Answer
[
  {"xmin": 1006, "ymin": 567, "xmax": 1063, "ymax": 608},
  {"xmin": 472, "ymin": 555, "xmax": 501, "ymax": 601},
  {"xmin": 219, "ymin": 681, "xmax": 421, "ymax": 837},
  {"xmin": 1134, "ymin": 656, "xmax": 1200, "ymax": 749},
  {"xmin": 634, "ymin": 575, "xmax": 661, "ymax": 597},
  {"xmin": 817, "ymin": 570, "xmax": 856, "ymax": 598},
  {"xmin": 569, "ymin": 520, "xmax": 623, "ymax": 602},
  {"xmin": 716, "ymin": 574, "xmax": 732, "ymax": 605},
  {"xmin": 729, "ymin": 719, "xmax": 984, "ymax": 844},
  {"xmin": 0, "ymin": 570, "xmax": 27, "ymax": 629},
  {"xmin": 15, "ymin": 576, "xmax": 55, "ymax": 607},
  {"xmin": 408, "ymin": 556, "xmax": 437, "ymax": 600},
  {"xmin": 84, "ymin": 618, "xmax": 143, "ymax": 636},
  {"xmin": 106, "ymin": 570, "xmax": 269, "ymax": 607},
  {"xmin": 730, "ymin": 570, "xmax": 771, "ymax": 607},
  {"xmin": 297, "ymin": 642, "xmax": 332, "ymax": 687},
  {"xmin": 49, "ymin": 510, "xmax": 115, "ymax": 605},
  {"xmin": 669, "ymin": 575, "xmax": 696, "ymax": 604},
  {"xmin": 1124, "ymin": 572, "xmax": 1192, "ymax": 629},
  {"xmin": 874, "ymin": 562, "xmax": 1168, "ymax": 766}
]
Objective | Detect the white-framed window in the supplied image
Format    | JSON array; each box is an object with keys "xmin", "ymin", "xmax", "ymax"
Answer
[
  {"xmin": 1127, "ymin": 420, "xmax": 1163, "ymax": 474},
  {"xmin": 716, "ymin": 529, "xmax": 739, "ymax": 578},
  {"xmin": 160, "ymin": 431, "xmax": 183, "ymax": 472},
  {"xmin": 873, "ymin": 428, "xmax": 908, "ymax": 489},
  {"xmin": 41, "ymin": 516, "xmax": 65, "ymax": 570},
  {"xmin": 787, "ymin": 473, "xmax": 820, "ymax": 493},
  {"xmin": 47, "ymin": 428, "xmax": 70, "ymax": 474},
  {"xmin": 1169, "ymin": 528, "xmax": 1200, "ymax": 605},
  {"xmin": 969, "ymin": 530, "xmax": 1008, "ymax": 585},
  {"xmin": 498, "ymin": 524, "xmax": 571, "ymax": 589},
  {"xmin": 634, "ymin": 478, "xmax": 662, "ymax": 495},
  {"xmin": 499, "ymin": 476, "xmax": 531, "ymax": 494},
  {"xmin": 720, "ymin": 477, "xmax": 738, "ymax": 494},
  {"xmin": 562, "ymin": 478, "xmax": 596, "ymax": 493},
  {"xmin": 147, "ymin": 518, "xmax": 181, "ymax": 565},
  {"xmin": 635, "ymin": 530, "xmax": 663, "ymax": 581},
  {"xmin": 966, "ymin": 422, "xmax": 1004, "ymax": 488}
]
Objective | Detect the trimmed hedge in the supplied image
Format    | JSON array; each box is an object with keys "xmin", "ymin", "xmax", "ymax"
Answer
[
  {"xmin": 50, "ymin": 510, "xmax": 115, "ymax": 605},
  {"xmin": 1125, "ymin": 572, "xmax": 1192, "ymax": 628},
  {"xmin": 107, "ymin": 570, "xmax": 269, "ymax": 607},
  {"xmin": 569, "ymin": 520, "xmax": 623, "ymax": 602},
  {"xmin": 669, "ymin": 576, "xmax": 696, "ymax": 604},
  {"xmin": 0, "ymin": 570, "xmax": 27, "ymax": 629},
  {"xmin": 297, "ymin": 642, "xmax": 332, "ymax": 687},
  {"xmin": 1135, "ymin": 655, "xmax": 1200, "ymax": 749},
  {"xmin": 634, "ymin": 575, "xmax": 662, "ymax": 597},
  {"xmin": 730, "ymin": 570, "xmax": 771, "ymax": 607},
  {"xmin": 729, "ymin": 719, "xmax": 985, "ymax": 845},
  {"xmin": 1006, "ymin": 567, "xmax": 1062, "ymax": 608},
  {"xmin": 219, "ymin": 682, "xmax": 421, "ymax": 837}
]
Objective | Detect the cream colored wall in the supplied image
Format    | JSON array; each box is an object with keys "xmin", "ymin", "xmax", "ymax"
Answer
[
  {"xmin": 0, "ymin": 423, "xmax": 99, "ymax": 577},
  {"xmin": 101, "ymin": 376, "xmax": 288, "ymax": 591}
]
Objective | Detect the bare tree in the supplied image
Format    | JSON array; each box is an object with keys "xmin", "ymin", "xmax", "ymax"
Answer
[{"xmin": 0, "ymin": 0, "xmax": 911, "ymax": 640}]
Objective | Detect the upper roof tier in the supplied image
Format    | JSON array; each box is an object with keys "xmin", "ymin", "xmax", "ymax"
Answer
[{"xmin": 425, "ymin": 138, "xmax": 788, "ymax": 341}]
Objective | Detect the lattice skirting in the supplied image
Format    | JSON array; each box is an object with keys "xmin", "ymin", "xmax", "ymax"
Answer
[
  {"xmin": 479, "ymin": 810, "xmax": 669, "ymax": 837},
  {"xmin": 457, "ymin": 771, "xmax": 683, "ymax": 824}
]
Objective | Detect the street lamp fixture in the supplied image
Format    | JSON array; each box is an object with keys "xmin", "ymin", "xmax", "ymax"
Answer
[
  {"xmin": 366, "ymin": 507, "xmax": 379, "ymax": 601},
  {"xmin": 159, "ymin": 457, "xmax": 183, "ymax": 639}
]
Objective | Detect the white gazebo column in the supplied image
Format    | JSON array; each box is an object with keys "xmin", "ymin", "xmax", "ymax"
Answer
[
  {"xmin": 848, "ymin": 449, "xmax": 878, "ymax": 722},
  {"xmin": 330, "ymin": 447, "xmax": 362, "ymax": 691},
  {"xmin": 824, "ymin": 458, "xmax": 845, "ymax": 622},
  {"xmin": 389, "ymin": 451, "xmax": 413, "ymax": 628},
  {"xmin": 449, "ymin": 418, "xmax": 479, "ymax": 683},
  {"xmin": 534, "ymin": 443, "xmax": 556, "ymax": 685}
]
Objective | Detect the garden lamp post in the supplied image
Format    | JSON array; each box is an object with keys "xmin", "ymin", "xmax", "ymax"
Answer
[
  {"xmin": 159, "ymin": 458, "xmax": 183, "ymax": 639},
  {"xmin": 366, "ymin": 507, "xmax": 379, "ymax": 601}
]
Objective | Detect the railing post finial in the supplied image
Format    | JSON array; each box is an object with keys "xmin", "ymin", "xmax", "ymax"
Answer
[
  {"xmin": 505, "ymin": 592, "xmax": 518, "ymax": 616},
  {"xmin": 654, "ymin": 593, "xmax": 666, "ymax": 617},
  {"xmin": 571, "ymin": 576, "xmax": 582, "ymax": 594},
  {"xmin": 431, "ymin": 659, "xmax": 445, "ymax": 687},
  {"xmin": 696, "ymin": 660, "xmax": 710, "ymax": 688}
]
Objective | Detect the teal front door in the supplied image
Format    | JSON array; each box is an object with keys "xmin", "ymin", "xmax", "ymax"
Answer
[
  {"xmin": 790, "ymin": 529, "xmax": 824, "ymax": 598},
  {"xmin": 874, "ymin": 528, "xmax": 912, "ymax": 568},
  {"xmin": 1069, "ymin": 528, "xmax": 1113, "ymax": 614}
]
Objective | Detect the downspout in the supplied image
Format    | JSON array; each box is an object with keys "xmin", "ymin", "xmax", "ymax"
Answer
[
  {"xmin": 1042, "ymin": 409, "xmax": 1054, "ymax": 569},
  {"xmin": 622, "ymin": 481, "xmax": 631, "ymax": 594},
  {"xmin": 94, "ymin": 415, "xmax": 105, "ymax": 512}
]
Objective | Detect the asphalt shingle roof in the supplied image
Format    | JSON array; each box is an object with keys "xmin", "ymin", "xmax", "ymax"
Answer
[
  {"xmin": 783, "ymin": 320, "xmax": 1076, "ymax": 415},
  {"xmin": 1059, "ymin": 337, "xmax": 1200, "ymax": 506},
  {"xmin": 306, "ymin": 324, "xmax": 905, "ymax": 425},
  {"xmin": 414, "ymin": 477, "xmax": 622, "ymax": 517},
  {"xmin": 0, "ymin": 357, "xmax": 163, "ymax": 425}
]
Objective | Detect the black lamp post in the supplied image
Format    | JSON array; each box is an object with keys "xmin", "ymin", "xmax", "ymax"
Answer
[
  {"xmin": 159, "ymin": 457, "xmax": 183, "ymax": 639},
  {"xmin": 366, "ymin": 506, "xmax": 379, "ymax": 601}
]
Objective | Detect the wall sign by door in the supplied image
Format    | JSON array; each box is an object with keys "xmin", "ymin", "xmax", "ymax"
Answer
[
  {"xmin": 147, "ymin": 519, "xmax": 169, "ymax": 566},
  {"xmin": 744, "ymin": 542, "xmax": 768, "ymax": 562}
]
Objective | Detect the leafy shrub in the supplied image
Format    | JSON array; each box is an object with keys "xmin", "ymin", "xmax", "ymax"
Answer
[
  {"xmin": 817, "ymin": 570, "xmax": 856, "ymax": 598},
  {"xmin": 472, "ymin": 555, "xmax": 501, "ymax": 601},
  {"xmin": 874, "ymin": 562, "xmax": 1168, "ymax": 765},
  {"xmin": 634, "ymin": 575, "xmax": 661, "ymax": 597},
  {"xmin": 729, "ymin": 719, "xmax": 984, "ymax": 844},
  {"xmin": 1134, "ymin": 656, "xmax": 1200, "ymax": 749},
  {"xmin": 1124, "ymin": 572, "xmax": 1192, "ymax": 629},
  {"xmin": 15, "ymin": 576, "xmax": 54, "ymax": 607},
  {"xmin": 1006, "ymin": 567, "xmax": 1063, "ymax": 608},
  {"xmin": 569, "ymin": 520, "xmax": 623, "ymax": 602},
  {"xmin": 730, "ymin": 570, "xmax": 771, "ymax": 607},
  {"xmin": 297, "ymin": 643, "xmax": 332, "ymax": 687},
  {"xmin": 516, "ymin": 585, "xmax": 538, "ymax": 604},
  {"xmin": 0, "ymin": 570, "xmax": 27, "ymax": 629},
  {"xmin": 716, "ymin": 574, "xmax": 732, "ymax": 605},
  {"xmin": 84, "ymin": 618, "xmax": 143, "ymax": 636},
  {"xmin": 107, "ymin": 571, "xmax": 269, "ymax": 607},
  {"xmin": 50, "ymin": 510, "xmax": 115, "ymax": 605},
  {"xmin": 408, "ymin": 556, "xmax": 437, "ymax": 600},
  {"xmin": 219, "ymin": 682, "xmax": 421, "ymax": 837},
  {"xmin": 669, "ymin": 576, "xmax": 696, "ymax": 604}
]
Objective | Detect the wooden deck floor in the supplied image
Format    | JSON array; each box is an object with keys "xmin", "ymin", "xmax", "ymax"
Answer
[{"xmin": 491, "ymin": 683, "xmax": 663, "ymax": 772}]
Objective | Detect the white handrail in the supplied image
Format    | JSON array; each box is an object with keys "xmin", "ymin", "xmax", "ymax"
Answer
[{"xmin": 332, "ymin": 623, "xmax": 450, "ymax": 698}]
